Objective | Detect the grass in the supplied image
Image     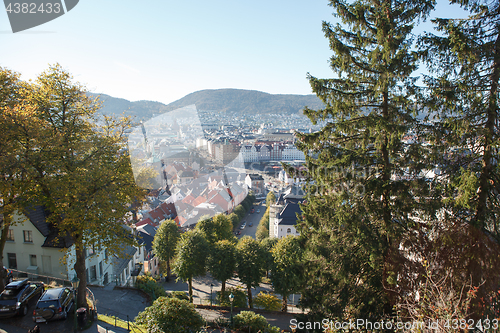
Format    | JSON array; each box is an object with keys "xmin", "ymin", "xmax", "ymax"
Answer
[{"xmin": 97, "ymin": 313, "xmax": 147, "ymax": 333}]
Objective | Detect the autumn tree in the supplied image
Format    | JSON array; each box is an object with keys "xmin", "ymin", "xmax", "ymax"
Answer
[
  {"xmin": 256, "ymin": 207, "xmax": 270, "ymax": 241},
  {"xmin": 0, "ymin": 67, "xmax": 36, "ymax": 291},
  {"xmin": 207, "ymin": 239, "xmax": 237, "ymax": 300},
  {"xmin": 17, "ymin": 64, "xmax": 145, "ymax": 307},
  {"xmin": 236, "ymin": 236, "xmax": 266, "ymax": 308},
  {"xmin": 172, "ymin": 230, "xmax": 209, "ymax": 302},
  {"xmin": 266, "ymin": 191, "xmax": 276, "ymax": 208},
  {"xmin": 296, "ymin": 0, "xmax": 435, "ymax": 321},
  {"xmin": 152, "ymin": 219, "xmax": 180, "ymax": 282}
]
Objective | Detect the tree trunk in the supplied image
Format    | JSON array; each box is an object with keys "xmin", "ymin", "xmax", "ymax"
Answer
[
  {"xmin": 281, "ymin": 294, "xmax": 288, "ymax": 312},
  {"xmin": 474, "ymin": 31, "xmax": 500, "ymax": 228},
  {"xmin": 74, "ymin": 244, "xmax": 87, "ymax": 308},
  {"xmin": 221, "ymin": 280, "xmax": 226, "ymax": 301},
  {"xmin": 166, "ymin": 259, "xmax": 171, "ymax": 282},
  {"xmin": 247, "ymin": 284, "xmax": 253, "ymax": 308},
  {"xmin": 0, "ymin": 205, "xmax": 13, "ymax": 293},
  {"xmin": 188, "ymin": 277, "xmax": 193, "ymax": 303}
]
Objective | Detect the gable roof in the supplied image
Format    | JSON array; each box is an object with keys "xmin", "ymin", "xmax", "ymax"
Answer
[
  {"xmin": 23, "ymin": 206, "xmax": 74, "ymax": 248},
  {"xmin": 277, "ymin": 202, "xmax": 303, "ymax": 226}
]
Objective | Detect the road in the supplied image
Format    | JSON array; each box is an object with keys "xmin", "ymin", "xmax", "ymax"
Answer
[{"xmin": 236, "ymin": 201, "xmax": 266, "ymax": 239}]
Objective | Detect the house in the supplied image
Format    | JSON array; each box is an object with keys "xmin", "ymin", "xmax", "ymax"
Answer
[
  {"xmin": 4, "ymin": 206, "xmax": 114, "ymax": 286},
  {"xmin": 111, "ymin": 228, "xmax": 146, "ymax": 287},
  {"xmin": 269, "ymin": 185, "xmax": 306, "ymax": 239},
  {"xmin": 245, "ymin": 174, "xmax": 265, "ymax": 195},
  {"xmin": 3, "ymin": 207, "xmax": 73, "ymax": 279},
  {"xmin": 66, "ymin": 244, "xmax": 114, "ymax": 286},
  {"xmin": 136, "ymin": 225, "xmax": 160, "ymax": 277}
]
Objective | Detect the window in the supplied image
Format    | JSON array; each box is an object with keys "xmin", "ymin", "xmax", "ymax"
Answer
[
  {"xmin": 99, "ymin": 261, "xmax": 103, "ymax": 277},
  {"xmin": 6, "ymin": 229, "xmax": 14, "ymax": 241},
  {"xmin": 30, "ymin": 255, "xmax": 37, "ymax": 266},
  {"xmin": 90, "ymin": 265, "xmax": 97, "ymax": 281},
  {"xmin": 23, "ymin": 230, "xmax": 33, "ymax": 243},
  {"xmin": 287, "ymin": 228, "xmax": 291, "ymax": 234},
  {"xmin": 7, "ymin": 253, "xmax": 17, "ymax": 269}
]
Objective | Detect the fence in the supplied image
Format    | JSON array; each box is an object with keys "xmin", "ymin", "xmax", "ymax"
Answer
[
  {"xmin": 98, "ymin": 306, "xmax": 144, "ymax": 333},
  {"xmin": 9, "ymin": 268, "xmax": 72, "ymax": 287}
]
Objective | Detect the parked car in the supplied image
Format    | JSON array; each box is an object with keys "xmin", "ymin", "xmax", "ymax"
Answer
[
  {"xmin": 2, "ymin": 267, "xmax": 13, "ymax": 286},
  {"xmin": 0, "ymin": 279, "xmax": 44, "ymax": 318},
  {"xmin": 240, "ymin": 223, "xmax": 246, "ymax": 230},
  {"xmin": 248, "ymin": 222, "xmax": 253, "ymax": 227},
  {"xmin": 33, "ymin": 287, "xmax": 74, "ymax": 323},
  {"xmin": 257, "ymin": 209, "xmax": 260, "ymax": 213}
]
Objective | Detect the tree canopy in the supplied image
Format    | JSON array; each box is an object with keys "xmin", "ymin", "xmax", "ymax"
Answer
[
  {"xmin": 152, "ymin": 219, "xmax": 180, "ymax": 282},
  {"xmin": 236, "ymin": 236, "xmax": 266, "ymax": 308},
  {"xmin": 173, "ymin": 230, "xmax": 209, "ymax": 302}
]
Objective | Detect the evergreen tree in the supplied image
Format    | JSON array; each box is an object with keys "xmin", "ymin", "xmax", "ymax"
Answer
[
  {"xmin": 418, "ymin": 0, "xmax": 500, "ymax": 315},
  {"xmin": 420, "ymin": 0, "xmax": 500, "ymax": 235},
  {"xmin": 297, "ymin": 0, "xmax": 435, "ymax": 321}
]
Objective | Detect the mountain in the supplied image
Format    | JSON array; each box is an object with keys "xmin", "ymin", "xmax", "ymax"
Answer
[{"xmin": 90, "ymin": 89, "xmax": 325, "ymax": 121}]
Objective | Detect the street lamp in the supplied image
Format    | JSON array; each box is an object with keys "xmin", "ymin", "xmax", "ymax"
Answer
[
  {"xmin": 71, "ymin": 275, "xmax": 80, "ymax": 333},
  {"xmin": 210, "ymin": 283, "xmax": 213, "ymax": 306},
  {"xmin": 229, "ymin": 292, "xmax": 234, "ymax": 328}
]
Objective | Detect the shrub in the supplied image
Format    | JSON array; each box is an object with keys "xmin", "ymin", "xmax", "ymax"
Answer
[
  {"xmin": 216, "ymin": 286, "xmax": 247, "ymax": 307},
  {"xmin": 234, "ymin": 311, "xmax": 269, "ymax": 332},
  {"xmin": 135, "ymin": 275, "xmax": 166, "ymax": 301},
  {"xmin": 254, "ymin": 292, "xmax": 281, "ymax": 311},
  {"xmin": 135, "ymin": 297, "xmax": 204, "ymax": 333},
  {"xmin": 170, "ymin": 290, "xmax": 190, "ymax": 301}
]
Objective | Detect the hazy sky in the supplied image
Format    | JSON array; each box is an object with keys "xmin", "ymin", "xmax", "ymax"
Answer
[{"xmin": 1, "ymin": 1, "xmax": 468, "ymax": 105}]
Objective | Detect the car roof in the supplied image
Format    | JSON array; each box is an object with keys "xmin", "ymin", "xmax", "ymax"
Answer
[
  {"xmin": 5, "ymin": 278, "xmax": 28, "ymax": 290},
  {"xmin": 41, "ymin": 287, "xmax": 66, "ymax": 299}
]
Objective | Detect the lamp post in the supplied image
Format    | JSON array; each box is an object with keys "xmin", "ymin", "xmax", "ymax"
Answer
[
  {"xmin": 210, "ymin": 283, "xmax": 213, "ymax": 306},
  {"xmin": 229, "ymin": 292, "xmax": 234, "ymax": 328},
  {"xmin": 71, "ymin": 275, "xmax": 80, "ymax": 333}
]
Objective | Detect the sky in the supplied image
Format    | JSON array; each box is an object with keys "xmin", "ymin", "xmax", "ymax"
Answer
[{"xmin": 0, "ymin": 1, "xmax": 469, "ymax": 105}]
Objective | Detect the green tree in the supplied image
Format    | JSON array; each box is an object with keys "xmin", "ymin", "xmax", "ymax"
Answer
[
  {"xmin": 16, "ymin": 65, "xmax": 145, "ymax": 307},
  {"xmin": 152, "ymin": 219, "xmax": 180, "ymax": 282},
  {"xmin": 256, "ymin": 207, "xmax": 270, "ymax": 241},
  {"xmin": 270, "ymin": 236, "xmax": 304, "ymax": 312},
  {"xmin": 207, "ymin": 240, "xmax": 236, "ymax": 300},
  {"xmin": 135, "ymin": 297, "xmax": 204, "ymax": 333},
  {"xmin": 260, "ymin": 237, "xmax": 277, "ymax": 278},
  {"xmin": 236, "ymin": 236, "xmax": 266, "ymax": 308},
  {"xmin": 296, "ymin": 0, "xmax": 435, "ymax": 320},
  {"xmin": 172, "ymin": 230, "xmax": 209, "ymax": 302},
  {"xmin": 234, "ymin": 205, "xmax": 246, "ymax": 221},
  {"xmin": 266, "ymin": 191, "xmax": 276, "ymax": 208},
  {"xmin": 195, "ymin": 213, "xmax": 234, "ymax": 244},
  {"xmin": 228, "ymin": 212, "xmax": 240, "ymax": 230}
]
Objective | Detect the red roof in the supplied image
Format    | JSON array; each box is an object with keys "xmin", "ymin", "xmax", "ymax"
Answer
[
  {"xmin": 182, "ymin": 194, "xmax": 195, "ymax": 205},
  {"xmin": 192, "ymin": 196, "xmax": 207, "ymax": 207},
  {"xmin": 136, "ymin": 217, "xmax": 154, "ymax": 227}
]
